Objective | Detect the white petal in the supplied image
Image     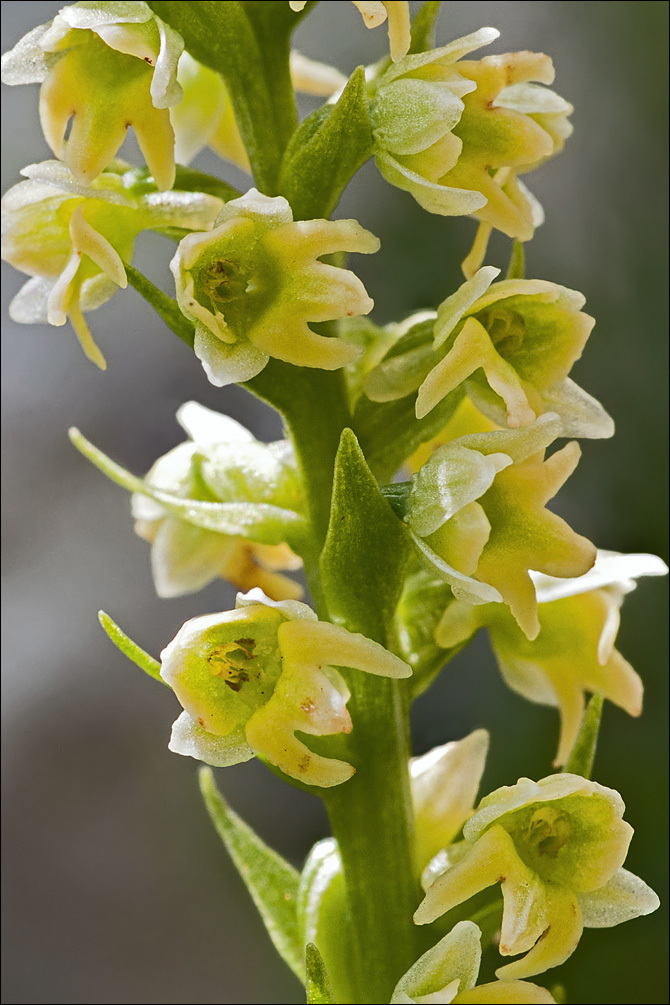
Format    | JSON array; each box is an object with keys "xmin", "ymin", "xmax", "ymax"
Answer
[
  {"xmin": 168, "ymin": 711, "xmax": 255, "ymax": 766},
  {"xmin": 194, "ymin": 325, "xmax": 269, "ymax": 387},
  {"xmin": 579, "ymin": 868, "xmax": 660, "ymax": 928},
  {"xmin": 176, "ymin": 401, "xmax": 255, "ymax": 448},
  {"xmin": 532, "ymin": 550, "xmax": 669, "ymax": 603}
]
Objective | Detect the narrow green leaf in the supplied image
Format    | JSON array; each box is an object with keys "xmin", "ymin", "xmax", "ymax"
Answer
[
  {"xmin": 563, "ymin": 693, "xmax": 604, "ymax": 778},
  {"xmin": 505, "ymin": 239, "xmax": 526, "ymax": 280},
  {"xmin": 354, "ymin": 386, "xmax": 465, "ymax": 483},
  {"xmin": 279, "ymin": 67, "xmax": 373, "ymax": 220},
  {"xmin": 306, "ymin": 944, "xmax": 336, "ymax": 1004},
  {"xmin": 68, "ymin": 427, "xmax": 308, "ymax": 547},
  {"xmin": 124, "ymin": 264, "xmax": 195, "ymax": 348},
  {"xmin": 408, "ymin": 1, "xmax": 442, "ymax": 54},
  {"xmin": 199, "ymin": 767, "xmax": 304, "ymax": 981},
  {"xmin": 320, "ymin": 428, "xmax": 410, "ymax": 642},
  {"xmin": 380, "ymin": 481, "xmax": 412, "ymax": 520},
  {"xmin": 149, "ymin": 1, "xmax": 300, "ymax": 193},
  {"xmin": 98, "ymin": 611, "xmax": 167, "ymax": 686}
]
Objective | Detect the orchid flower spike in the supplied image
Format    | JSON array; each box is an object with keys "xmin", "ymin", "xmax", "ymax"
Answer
[{"xmin": 161, "ymin": 589, "xmax": 411, "ymax": 787}]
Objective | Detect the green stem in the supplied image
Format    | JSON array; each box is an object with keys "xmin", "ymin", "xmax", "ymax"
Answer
[
  {"xmin": 244, "ymin": 360, "xmax": 352, "ymax": 614},
  {"xmin": 324, "ymin": 679, "xmax": 420, "ymax": 1003}
]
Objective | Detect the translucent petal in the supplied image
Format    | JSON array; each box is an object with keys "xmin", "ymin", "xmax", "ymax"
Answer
[
  {"xmin": 578, "ymin": 868, "xmax": 660, "ymax": 928},
  {"xmin": 168, "ymin": 710, "xmax": 255, "ymax": 767}
]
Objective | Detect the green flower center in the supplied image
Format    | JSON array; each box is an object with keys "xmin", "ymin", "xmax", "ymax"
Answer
[
  {"xmin": 522, "ymin": 806, "xmax": 572, "ymax": 859},
  {"xmin": 479, "ymin": 306, "xmax": 526, "ymax": 357},
  {"xmin": 200, "ymin": 258, "xmax": 251, "ymax": 309}
]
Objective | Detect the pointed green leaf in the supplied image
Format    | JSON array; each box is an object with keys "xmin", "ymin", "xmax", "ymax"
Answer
[
  {"xmin": 408, "ymin": 2, "xmax": 442, "ymax": 54},
  {"xmin": 505, "ymin": 239, "xmax": 526, "ymax": 280},
  {"xmin": 199, "ymin": 767, "xmax": 304, "ymax": 981},
  {"xmin": 564, "ymin": 693, "xmax": 604, "ymax": 778},
  {"xmin": 69, "ymin": 428, "xmax": 308, "ymax": 547},
  {"xmin": 320, "ymin": 428, "xmax": 410, "ymax": 642},
  {"xmin": 306, "ymin": 943, "xmax": 336, "ymax": 1004},
  {"xmin": 125, "ymin": 264, "xmax": 195, "ymax": 348},
  {"xmin": 279, "ymin": 67, "xmax": 373, "ymax": 220},
  {"xmin": 98, "ymin": 610, "xmax": 167, "ymax": 686},
  {"xmin": 149, "ymin": 1, "xmax": 301, "ymax": 193},
  {"xmin": 355, "ymin": 386, "xmax": 465, "ymax": 483}
]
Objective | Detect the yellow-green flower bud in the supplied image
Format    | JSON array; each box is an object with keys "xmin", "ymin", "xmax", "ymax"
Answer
[
  {"xmin": 161, "ymin": 589, "xmax": 411, "ymax": 787},
  {"xmin": 131, "ymin": 402, "xmax": 305, "ymax": 601},
  {"xmin": 1, "ymin": 2, "xmax": 185, "ymax": 189},
  {"xmin": 289, "ymin": 2, "xmax": 411, "ymax": 63},
  {"xmin": 415, "ymin": 774, "xmax": 659, "ymax": 979},
  {"xmin": 392, "ymin": 921, "xmax": 555, "ymax": 1004},
  {"xmin": 407, "ymin": 414, "xmax": 596, "ymax": 638},
  {"xmin": 171, "ymin": 189, "xmax": 379, "ymax": 385},
  {"xmin": 437, "ymin": 551, "xmax": 669, "ymax": 765},
  {"xmin": 1, "ymin": 160, "xmax": 221, "ymax": 368},
  {"xmin": 371, "ymin": 33, "xmax": 572, "ymax": 242}
]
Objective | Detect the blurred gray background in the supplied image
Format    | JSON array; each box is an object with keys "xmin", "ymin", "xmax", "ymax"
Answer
[{"xmin": 2, "ymin": 2, "xmax": 667, "ymax": 1003}]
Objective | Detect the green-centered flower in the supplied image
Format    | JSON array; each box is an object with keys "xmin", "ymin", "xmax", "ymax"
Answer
[
  {"xmin": 406, "ymin": 413, "xmax": 596, "ymax": 639},
  {"xmin": 370, "ymin": 32, "xmax": 572, "ymax": 243},
  {"xmin": 161, "ymin": 589, "xmax": 411, "ymax": 787},
  {"xmin": 171, "ymin": 188, "xmax": 379, "ymax": 386},
  {"xmin": 131, "ymin": 402, "xmax": 305, "ymax": 601},
  {"xmin": 365, "ymin": 267, "xmax": 612, "ymax": 439},
  {"xmin": 415, "ymin": 774, "xmax": 659, "ymax": 979},
  {"xmin": 417, "ymin": 267, "xmax": 610, "ymax": 437},
  {"xmin": 436, "ymin": 551, "xmax": 669, "ymax": 765},
  {"xmin": 1, "ymin": 159, "xmax": 221, "ymax": 368},
  {"xmin": 392, "ymin": 921, "xmax": 555, "ymax": 1004},
  {"xmin": 289, "ymin": 2, "xmax": 411, "ymax": 63},
  {"xmin": 1, "ymin": 1, "xmax": 184, "ymax": 189}
]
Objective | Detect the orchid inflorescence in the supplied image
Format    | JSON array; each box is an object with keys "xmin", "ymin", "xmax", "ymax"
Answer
[{"xmin": 2, "ymin": 3, "xmax": 665, "ymax": 1003}]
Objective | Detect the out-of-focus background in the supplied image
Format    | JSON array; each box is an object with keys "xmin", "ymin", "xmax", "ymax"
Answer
[{"xmin": 1, "ymin": 3, "xmax": 667, "ymax": 1003}]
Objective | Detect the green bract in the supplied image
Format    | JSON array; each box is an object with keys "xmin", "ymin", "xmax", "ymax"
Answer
[
  {"xmin": 406, "ymin": 414, "xmax": 597, "ymax": 638},
  {"xmin": 0, "ymin": 159, "xmax": 221, "ymax": 367},
  {"xmin": 170, "ymin": 188, "xmax": 380, "ymax": 385},
  {"xmin": 371, "ymin": 32, "xmax": 572, "ymax": 242},
  {"xmin": 415, "ymin": 773, "xmax": 659, "ymax": 980},
  {"xmin": 436, "ymin": 550, "xmax": 669, "ymax": 764},
  {"xmin": 160, "ymin": 588, "xmax": 411, "ymax": 787},
  {"xmin": 0, "ymin": 1, "xmax": 184, "ymax": 189}
]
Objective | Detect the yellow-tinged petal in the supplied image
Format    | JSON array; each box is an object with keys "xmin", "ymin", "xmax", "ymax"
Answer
[
  {"xmin": 487, "ymin": 589, "xmax": 643, "ymax": 766},
  {"xmin": 474, "ymin": 443, "xmax": 596, "ymax": 638},
  {"xmin": 278, "ymin": 620, "xmax": 411, "ymax": 678},
  {"xmin": 416, "ymin": 825, "xmax": 549, "ymax": 959},
  {"xmin": 416, "ymin": 317, "xmax": 536, "ymax": 424},
  {"xmin": 244, "ymin": 661, "xmax": 355, "ymax": 788},
  {"xmin": 495, "ymin": 885, "xmax": 583, "ymax": 980}
]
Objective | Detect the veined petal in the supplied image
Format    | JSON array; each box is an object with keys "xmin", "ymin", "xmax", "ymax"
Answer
[{"xmin": 578, "ymin": 868, "xmax": 660, "ymax": 928}]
